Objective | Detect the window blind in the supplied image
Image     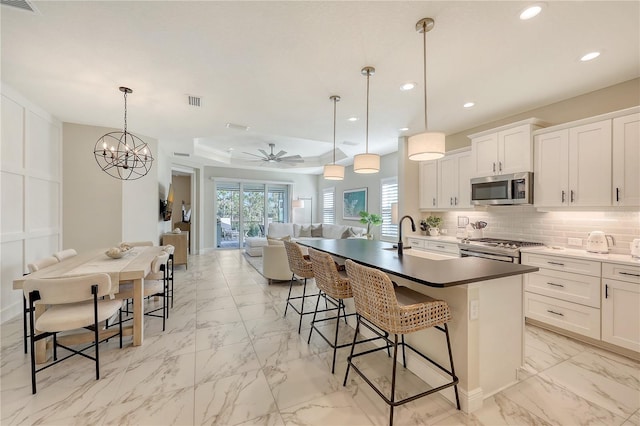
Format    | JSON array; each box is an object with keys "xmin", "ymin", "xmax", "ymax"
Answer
[
  {"xmin": 381, "ymin": 177, "xmax": 398, "ymax": 239},
  {"xmin": 323, "ymin": 187, "xmax": 335, "ymax": 224}
]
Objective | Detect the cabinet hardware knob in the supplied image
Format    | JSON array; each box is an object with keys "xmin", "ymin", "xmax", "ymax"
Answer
[
  {"xmin": 493, "ymin": 162, "xmax": 496, "ymax": 173},
  {"xmin": 561, "ymin": 190, "xmax": 566, "ymax": 203},
  {"xmin": 499, "ymin": 162, "xmax": 502, "ymax": 172},
  {"xmin": 454, "ymin": 197, "xmax": 458, "ymax": 205},
  {"xmin": 436, "ymin": 245, "xmax": 445, "ymax": 249},
  {"xmin": 605, "ymin": 284, "xmax": 609, "ymax": 299},
  {"xmin": 547, "ymin": 310, "xmax": 564, "ymax": 317},
  {"xmin": 616, "ymin": 187, "xmax": 620, "ymax": 202},
  {"xmin": 547, "ymin": 282, "xmax": 565, "ymax": 288},
  {"xmin": 450, "ymin": 197, "xmax": 453, "ymax": 206},
  {"xmin": 570, "ymin": 190, "xmax": 575, "ymax": 203},
  {"xmin": 432, "ymin": 198, "xmax": 436, "ymax": 206},
  {"xmin": 547, "ymin": 261, "xmax": 565, "ymax": 266},
  {"xmin": 619, "ymin": 272, "xmax": 640, "ymax": 277}
]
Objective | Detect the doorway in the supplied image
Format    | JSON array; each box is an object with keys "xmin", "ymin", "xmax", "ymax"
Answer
[{"xmin": 215, "ymin": 181, "xmax": 290, "ymax": 249}]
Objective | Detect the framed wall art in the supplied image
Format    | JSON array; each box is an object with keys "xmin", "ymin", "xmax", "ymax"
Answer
[{"xmin": 343, "ymin": 188, "xmax": 367, "ymax": 220}]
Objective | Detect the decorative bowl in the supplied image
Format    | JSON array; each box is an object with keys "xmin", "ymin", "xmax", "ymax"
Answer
[{"xmin": 106, "ymin": 247, "xmax": 126, "ymax": 259}]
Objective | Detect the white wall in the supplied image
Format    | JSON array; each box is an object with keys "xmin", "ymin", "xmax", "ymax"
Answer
[
  {"xmin": 1, "ymin": 84, "xmax": 62, "ymax": 322},
  {"xmin": 317, "ymin": 151, "xmax": 398, "ymax": 240},
  {"xmin": 63, "ymin": 122, "xmax": 163, "ymax": 250},
  {"xmin": 203, "ymin": 166, "xmax": 317, "ymax": 249}
]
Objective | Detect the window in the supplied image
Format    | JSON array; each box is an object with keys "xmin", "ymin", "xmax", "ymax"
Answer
[
  {"xmin": 381, "ymin": 177, "xmax": 398, "ymax": 240},
  {"xmin": 322, "ymin": 187, "xmax": 335, "ymax": 224}
]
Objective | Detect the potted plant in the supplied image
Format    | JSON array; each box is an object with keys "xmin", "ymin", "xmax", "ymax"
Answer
[
  {"xmin": 422, "ymin": 215, "xmax": 443, "ymax": 236},
  {"xmin": 359, "ymin": 211, "xmax": 383, "ymax": 239}
]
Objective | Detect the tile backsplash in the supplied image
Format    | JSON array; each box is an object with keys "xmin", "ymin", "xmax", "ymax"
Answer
[{"xmin": 428, "ymin": 207, "xmax": 639, "ymax": 255}]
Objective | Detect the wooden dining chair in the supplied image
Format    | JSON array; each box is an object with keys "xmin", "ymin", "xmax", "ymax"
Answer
[
  {"xmin": 53, "ymin": 249, "xmax": 78, "ymax": 262},
  {"xmin": 24, "ymin": 273, "xmax": 123, "ymax": 394},
  {"xmin": 23, "ymin": 256, "xmax": 60, "ymax": 353}
]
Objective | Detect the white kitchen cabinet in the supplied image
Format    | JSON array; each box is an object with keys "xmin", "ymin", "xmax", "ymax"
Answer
[
  {"xmin": 437, "ymin": 151, "xmax": 472, "ymax": 209},
  {"xmin": 602, "ymin": 263, "xmax": 640, "ymax": 352},
  {"xmin": 524, "ymin": 292, "xmax": 601, "ymax": 340},
  {"xmin": 419, "ymin": 161, "xmax": 438, "ymax": 209},
  {"xmin": 534, "ymin": 119, "xmax": 612, "ymax": 207},
  {"xmin": 612, "ymin": 113, "xmax": 640, "ymax": 206},
  {"xmin": 470, "ymin": 120, "xmax": 545, "ymax": 177}
]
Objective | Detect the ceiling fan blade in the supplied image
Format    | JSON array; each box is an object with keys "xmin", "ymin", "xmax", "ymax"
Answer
[
  {"xmin": 278, "ymin": 155, "xmax": 302, "ymax": 161},
  {"xmin": 242, "ymin": 152, "xmax": 265, "ymax": 159},
  {"xmin": 274, "ymin": 150, "xmax": 287, "ymax": 158},
  {"xmin": 258, "ymin": 149, "xmax": 269, "ymax": 158}
]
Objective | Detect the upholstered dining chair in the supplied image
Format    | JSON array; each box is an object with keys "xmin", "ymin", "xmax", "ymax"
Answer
[
  {"xmin": 23, "ymin": 273, "xmax": 123, "ymax": 394},
  {"xmin": 161, "ymin": 245, "xmax": 175, "ymax": 309},
  {"xmin": 23, "ymin": 256, "xmax": 60, "ymax": 353},
  {"xmin": 53, "ymin": 249, "xmax": 78, "ymax": 261},
  {"xmin": 343, "ymin": 260, "xmax": 460, "ymax": 426},
  {"xmin": 114, "ymin": 252, "xmax": 170, "ymax": 331}
]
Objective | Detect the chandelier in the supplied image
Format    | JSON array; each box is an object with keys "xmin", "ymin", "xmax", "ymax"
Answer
[{"xmin": 94, "ymin": 87, "xmax": 153, "ymax": 180}]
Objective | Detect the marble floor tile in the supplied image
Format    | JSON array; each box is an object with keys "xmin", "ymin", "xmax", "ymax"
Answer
[
  {"xmin": 195, "ymin": 341, "xmax": 261, "ymax": 384},
  {"xmin": 196, "ymin": 306, "xmax": 243, "ymax": 328},
  {"xmin": 541, "ymin": 353, "xmax": 640, "ymax": 418},
  {"xmin": 252, "ymin": 331, "xmax": 316, "ymax": 369},
  {"xmin": 194, "ymin": 369, "xmax": 278, "ymax": 426},
  {"xmin": 280, "ymin": 389, "xmax": 372, "ymax": 426},
  {"xmin": 233, "ymin": 291, "xmax": 276, "ymax": 307},
  {"xmin": 622, "ymin": 410, "xmax": 640, "ymax": 426},
  {"xmin": 196, "ymin": 295, "xmax": 237, "ymax": 312},
  {"xmin": 263, "ymin": 353, "xmax": 342, "ymax": 410},
  {"xmin": 132, "ymin": 329, "xmax": 196, "ymax": 361},
  {"xmin": 243, "ymin": 316, "xmax": 300, "ymax": 341},
  {"xmin": 501, "ymin": 374, "xmax": 626, "ymax": 425},
  {"xmin": 102, "ymin": 386, "xmax": 194, "ymax": 426},
  {"xmin": 195, "ymin": 321, "xmax": 250, "ymax": 352},
  {"xmin": 238, "ymin": 302, "xmax": 282, "ymax": 322}
]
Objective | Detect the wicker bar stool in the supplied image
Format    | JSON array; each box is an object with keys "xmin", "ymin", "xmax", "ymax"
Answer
[
  {"xmin": 283, "ymin": 241, "xmax": 320, "ymax": 334},
  {"xmin": 343, "ymin": 259, "xmax": 460, "ymax": 426},
  {"xmin": 307, "ymin": 248, "xmax": 380, "ymax": 374}
]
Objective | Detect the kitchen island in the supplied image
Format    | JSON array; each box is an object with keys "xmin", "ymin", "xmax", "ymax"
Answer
[{"xmin": 299, "ymin": 239, "xmax": 539, "ymax": 412}]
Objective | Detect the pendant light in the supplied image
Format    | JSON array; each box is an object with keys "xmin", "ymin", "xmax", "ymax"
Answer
[
  {"xmin": 353, "ymin": 66, "xmax": 380, "ymax": 174},
  {"xmin": 323, "ymin": 95, "xmax": 345, "ymax": 180},
  {"xmin": 408, "ymin": 18, "xmax": 445, "ymax": 161},
  {"xmin": 94, "ymin": 87, "xmax": 153, "ymax": 180}
]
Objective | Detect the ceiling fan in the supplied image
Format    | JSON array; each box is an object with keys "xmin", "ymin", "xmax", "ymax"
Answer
[{"xmin": 242, "ymin": 143, "xmax": 304, "ymax": 165}]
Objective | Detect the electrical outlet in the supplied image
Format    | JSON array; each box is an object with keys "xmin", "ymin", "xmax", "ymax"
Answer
[
  {"xmin": 440, "ymin": 228, "xmax": 448, "ymax": 235},
  {"xmin": 568, "ymin": 238, "xmax": 583, "ymax": 247},
  {"xmin": 469, "ymin": 300, "xmax": 479, "ymax": 321}
]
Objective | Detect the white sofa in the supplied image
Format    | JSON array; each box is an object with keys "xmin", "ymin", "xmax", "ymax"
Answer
[{"xmin": 258, "ymin": 222, "xmax": 366, "ymax": 284}]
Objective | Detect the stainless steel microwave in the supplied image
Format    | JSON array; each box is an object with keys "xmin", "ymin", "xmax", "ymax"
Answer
[{"xmin": 471, "ymin": 172, "xmax": 533, "ymax": 205}]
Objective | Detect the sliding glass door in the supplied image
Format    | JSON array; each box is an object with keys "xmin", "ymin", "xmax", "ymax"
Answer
[{"xmin": 215, "ymin": 181, "xmax": 290, "ymax": 249}]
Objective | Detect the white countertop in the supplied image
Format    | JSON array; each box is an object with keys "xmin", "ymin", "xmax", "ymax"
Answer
[
  {"xmin": 407, "ymin": 235, "xmax": 460, "ymax": 243},
  {"xmin": 521, "ymin": 246, "xmax": 640, "ymax": 267}
]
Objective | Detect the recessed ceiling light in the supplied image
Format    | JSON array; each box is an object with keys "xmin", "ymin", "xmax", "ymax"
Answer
[
  {"xmin": 400, "ymin": 82, "xmax": 416, "ymax": 91},
  {"xmin": 580, "ymin": 51, "xmax": 601, "ymax": 62},
  {"xmin": 347, "ymin": 117, "xmax": 359, "ymax": 122},
  {"xmin": 399, "ymin": 127, "xmax": 409, "ymax": 132},
  {"xmin": 463, "ymin": 102, "xmax": 475, "ymax": 108},
  {"xmin": 519, "ymin": 4, "xmax": 543, "ymax": 20}
]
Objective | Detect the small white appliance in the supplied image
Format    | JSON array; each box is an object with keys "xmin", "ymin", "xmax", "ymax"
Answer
[
  {"xmin": 631, "ymin": 239, "xmax": 640, "ymax": 259},
  {"xmin": 586, "ymin": 231, "xmax": 615, "ymax": 254}
]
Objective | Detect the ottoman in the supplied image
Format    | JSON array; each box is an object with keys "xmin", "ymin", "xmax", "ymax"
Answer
[{"xmin": 245, "ymin": 237, "xmax": 268, "ymax": 256}]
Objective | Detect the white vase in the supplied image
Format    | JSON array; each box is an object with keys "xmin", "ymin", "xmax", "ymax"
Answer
[{"xmin": 429, "ymin": 228, "xmax": 440, "ymax": 236}]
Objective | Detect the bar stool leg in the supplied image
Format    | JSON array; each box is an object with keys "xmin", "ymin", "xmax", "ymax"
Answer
[
  {"xmin": 390, "ymin": 334, "xmax": 399, "ymax": 426},
  {"xmin": 283, "ymin": 274, "xmax": 295, "ymax": 317},
  {"xmin": 298, "ymin": 278, "xmax": 307, "ymax": 334},
  {"xmin": 331, "ymin": 299, "xmax": 342, "ymax": 374},
  {"xmin": 343, "ymin": 314, "xmax": 361, "ymax": 386},
  {"xmin": 307, "ymin": 291, "xmax": 323, "ymax": 344},
  {"xmin": 23, "ymin": 296, "xmax": 28, "ymax": 354},
  {"xmin": 401, "ymin": 334, "xmax": 407, "ymax": 368},
  {"xmin": 445, "ymin": 323, "xmax": 461, "ymax": 410}
]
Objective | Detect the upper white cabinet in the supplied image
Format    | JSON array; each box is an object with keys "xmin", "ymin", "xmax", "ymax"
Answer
[
  {"xmin": 534, "ymin": 107, "xmax": 640, "ymax": 208},
  {"xmin": 419, "ymin": 149, "xmax": 472, "ymax": 211},
  {"xmin": 469, "ymin": 119, "xmax": 546, "ymax": 177},
  {"xmin": 535, "ymin": 120, "xmax": 612, "ymax": 207},
  {"xmin": 438, "ymin": 150, "xmax": 472, "ymax": 209},
  {"xmin": 419, "ymin": 161, "xmax": 438, "ymax": 209},
  {"xmin": 612, "ymin": 113, "xmax": 640, "ymax": 206}
]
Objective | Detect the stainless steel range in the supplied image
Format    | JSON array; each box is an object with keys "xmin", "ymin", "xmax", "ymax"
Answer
[{"xmin": 458, "ymin": 238, "xmax": 545, "ymax": 263}]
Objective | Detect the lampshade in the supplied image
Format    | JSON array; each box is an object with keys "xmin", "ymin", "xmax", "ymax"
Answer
[
  {"xmin": 408, "ymin": 132, "xmax": 446, "ymax": 161},
  {"xmin": 353, "ymin": 153, "xmax": 380, "ymax": 174},
  {"xmin": 408, "ymin": 18, "xmax": 445, "ymax": 162},
  {"xmin": 292, "ymin": 199, "xmax": 304, "ymax": 208},
  {"xmin": 167, "ymin": 184, "xmax": 174, "ymax": 203},
  {"xmin": 323, "ymin": 164, "xmax": 345, "ymax": 180},
  {"xmin": 391, "ymin": 203, "xmax": 398, "ymax": 224}
]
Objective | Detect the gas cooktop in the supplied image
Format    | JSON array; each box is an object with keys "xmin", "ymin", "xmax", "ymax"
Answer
[{"xmin": 460, "ymin": 238, "xmax": 545, "ymax": 250}]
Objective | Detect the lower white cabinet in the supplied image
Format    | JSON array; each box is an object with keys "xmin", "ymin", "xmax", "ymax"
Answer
[
  {"xmin": 601, "ymin": 262, "xmax": 640, "ymax": 352},
  {"xmin": 524, "ymin": 292, "xmax": 600, "ymax": 339},
  {"xmin": 406, "ymin": 237, "xmax": 460, "ymax": 257}
]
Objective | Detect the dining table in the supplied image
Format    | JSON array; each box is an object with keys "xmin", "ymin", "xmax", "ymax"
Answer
[{"xmin": 13, "ymin": 245, "xmax": 165, "ymax": 363}]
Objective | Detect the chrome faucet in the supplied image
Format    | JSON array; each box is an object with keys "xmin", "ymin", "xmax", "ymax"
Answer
[{"xmin": 397, "ymin": 215, "xmax": 416, "ymax": 257}]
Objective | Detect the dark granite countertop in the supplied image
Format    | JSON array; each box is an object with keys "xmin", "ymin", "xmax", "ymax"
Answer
[{"xmin": 298, "ymin": 239, "xmax": 539, "ymax": 288}]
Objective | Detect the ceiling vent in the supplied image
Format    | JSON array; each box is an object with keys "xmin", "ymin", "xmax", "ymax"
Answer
[
  {"xmin": 1, "ymin": 0, "xmax": 38, "ymax": 13},
  {"xmin": 173, "ymin": 152, "xmax": 190, "ymax": 157},
  {"xmin": 187, "ymin": 95, "xmax": 201, "ymax": 107},
  {"xmin": 342, "ymin": 140, "xmax": 359, "ymax": 146},
  {"xmin": 226, "ymin": 123, "xmax": 250, "ymax": 131}
]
